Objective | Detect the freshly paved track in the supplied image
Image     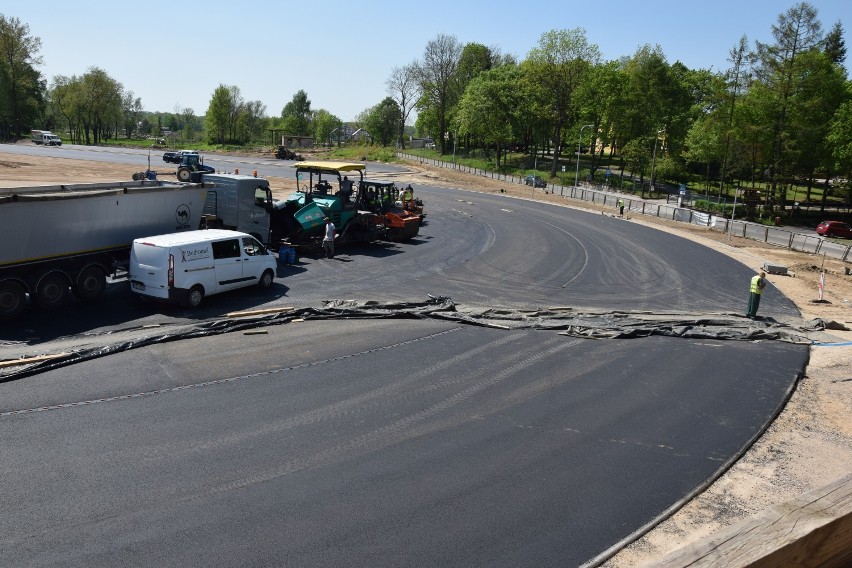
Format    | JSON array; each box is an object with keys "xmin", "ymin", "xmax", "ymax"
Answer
[{"xmin": 0, "ymin": 147, "xmax": 807, "ymax": 567}]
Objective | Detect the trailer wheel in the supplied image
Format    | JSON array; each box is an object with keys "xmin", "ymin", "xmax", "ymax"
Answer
[
  {"xmin": 184, "ymin": 285, "xmax": 204, "ymax": 308},
  {"xmin": 36, "ymin": 272, "xmax": 70, "ymax": 310},
  {"xmin": 258, "ymin": 269, "xmax": 274, "ymax": 289},
  {"xmin": 0, "ymin": 281, "xmax": 27, "ymax": 319},
  {"xmin": 74, "ymin": 266, "xmax": 107, "ymax": 301}
]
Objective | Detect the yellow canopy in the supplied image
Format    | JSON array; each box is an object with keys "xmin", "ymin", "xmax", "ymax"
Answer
[{"xmin": 293, "ymin": 161, "xmax": 366, "ymax": 174}]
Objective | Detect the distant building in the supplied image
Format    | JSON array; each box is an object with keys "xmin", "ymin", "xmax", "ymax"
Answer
[
  {"xmin": 407, "ymin": 137, "xmax": 435, "ymax": 149},
  {"xmin": 281, "ymin": 135, "xmax": 314, "ymax": 148},
  {"xmin": 350, "ymin": 128, "xmax": 372, "ymax": 143}
]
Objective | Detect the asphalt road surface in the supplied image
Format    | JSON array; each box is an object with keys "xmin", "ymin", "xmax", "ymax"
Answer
[{"xmin": 0, "ymin": 146, "xmax": 807, "ymax": 567}]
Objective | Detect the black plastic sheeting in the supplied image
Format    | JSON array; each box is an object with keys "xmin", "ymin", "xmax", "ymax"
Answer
[{"xmin": 2, "ymin": 297, "xmax": 846, "ymax": 383}]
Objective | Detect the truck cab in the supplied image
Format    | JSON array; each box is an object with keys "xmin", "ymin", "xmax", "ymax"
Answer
[{"xmin": 200, "ymin": 173, "xmax": 274, "ymax": 245}]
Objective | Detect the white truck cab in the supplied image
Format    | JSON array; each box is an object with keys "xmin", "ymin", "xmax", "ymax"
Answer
[{"xmin": 129, "ymin": 229, "xmax": 276, "ymax": 307}]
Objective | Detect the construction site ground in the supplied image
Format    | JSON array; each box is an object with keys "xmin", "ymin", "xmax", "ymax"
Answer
[{"xmin": 1, "ymin": 147, "xmax": 850, "ymax": 566}]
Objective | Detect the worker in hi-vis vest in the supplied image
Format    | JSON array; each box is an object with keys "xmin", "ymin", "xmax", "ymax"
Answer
[{"xmin": 746, "ymin": 271, "xmax": 767, "ymax": 319}]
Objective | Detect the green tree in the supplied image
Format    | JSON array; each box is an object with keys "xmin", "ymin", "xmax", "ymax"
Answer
[
  {"xmin": 716, "ymin": 35, "xmax": 751, "ymax": 196},
  {"xmin": 180, "ymin": 107, "xmax": 196, "ymax": 142},
  {"xmin": 121, "ymin": 91, "xmax": 141, "ymax": 138},
  {"xmin": 362, "ymin": 97, "xmax": 400, "ymax": 146},
  {"xmin": 78, "ymin": 67, "xmax": 122, "ymax": 144},
  {"xmin": 751, "ymin": 1, "xmax": 824, "ymax": 213},
  {"xmin": 455, "ymin": 64, "xmax": 524, "ymax": 168},
  {"xmin": 205, "ymin": 85, "xmax": 231, "ymax": 144},
  {"xmin": 525, "ymin": 28, "xmax": 601, "ymax": 177},
  {"xmin": 414, "ymin": 33, "xmax": 462, "ymax": 153},
  {"xmin": 823, "ymin": 20, "xmax": 847, "ymax": 66},
  {"xmin": 452, "ymin": 43, "xmax": 507, "ymax": 153},
  {"xmin": 620, "ymin": 45, "xmax": 680, "ymax": 190},
  {"xmin": 573, "ymin": 60, "xmax": 627, "ymax": 173},
  {"xmin": 281, "ymin": 89, "xmax": 312, "ymax": 136},
  {"xmin": 682, "ymin": 116, "xmax": 724, "ymax": 191},
  {"xmin": 241, "ymin": 99, "xmax": 266, "ymax": 142},
  {"xmin": 787, "ymin": 50, "xmax": 848, "ymax": 209},
  {"xmin": 827, "ymin": 84, "xmax": 852, "ymax": 206},
  {"xmin": 313, "ymin": 108, "xmax": 342, "ymax": 145},
  {"xmin": 0, "ymin": 14, "xmax": 44, "ymax": 138}
]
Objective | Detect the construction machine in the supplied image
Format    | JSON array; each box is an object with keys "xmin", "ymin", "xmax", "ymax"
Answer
[
  {"xmin": 356, "ymin": 180, "xmax": 421, "ymax": 241},
  {"xmin": 272, "ymin": 161, "xmax": 385, "ymax": 252}
]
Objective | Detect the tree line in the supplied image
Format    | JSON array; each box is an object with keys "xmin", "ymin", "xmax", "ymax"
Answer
[
  {"xmin": 1, "ymin": 3, "xmax": 850, "ymax": 212},
  {"xmin": 400, "ymin": 3, "xmax": 851, "ymax": 212}
]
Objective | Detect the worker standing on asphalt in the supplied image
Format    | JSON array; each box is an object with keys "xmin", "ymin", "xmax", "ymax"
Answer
[
  {"xmin": 323, "ymin": 217, "xmax": 336, "ymax": 259},
  {"xmin": 746, "ymin": 271, "xmax": 767, "ymax": 319}
]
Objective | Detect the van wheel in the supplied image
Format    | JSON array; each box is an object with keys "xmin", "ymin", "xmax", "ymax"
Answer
[
  {"xmin": 74, "ymin": 266, "xmax": 107, "ymax": 301},
  {"xmin": 258, "ymin": 269, "xmax": 274, "ymax": 289},
  {"xmin": 184, "ymin": 285, "xmax": 204, "ymax": 308},
  {"xmin": 36, "ymin": 272, "xmax": 70, "ymax": 310}
]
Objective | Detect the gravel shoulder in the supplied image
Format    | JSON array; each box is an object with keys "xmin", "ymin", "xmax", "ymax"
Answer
[{"xmin": 1, "ymin": 149, "xmax": 850, "ymax": 566}]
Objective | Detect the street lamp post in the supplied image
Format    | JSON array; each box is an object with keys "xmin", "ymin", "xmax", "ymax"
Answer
[
  {"xmin": 649, "ymin": 128, "xmax": 664, "ymax": 197},
  {"xmin": 574, "ymin": 124, "xmax": 593, "ymax": 187}
]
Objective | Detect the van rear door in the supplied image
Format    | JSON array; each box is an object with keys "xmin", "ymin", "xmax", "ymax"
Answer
[{"xmin": 130, "ymin": 240, "xmax": 170, "ymax": 299}]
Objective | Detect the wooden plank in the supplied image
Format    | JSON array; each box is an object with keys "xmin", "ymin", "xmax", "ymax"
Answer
[
  {"xmin": 644, "ymin": 473, "xmax": 852, "ymax": 568},
  {"xmin": 225, "ymin": 307, "xmax": 294, "ymax": 318},
  {"xmin": 0, "ymin": 353, "xmax": 70, "ymax": 368}
]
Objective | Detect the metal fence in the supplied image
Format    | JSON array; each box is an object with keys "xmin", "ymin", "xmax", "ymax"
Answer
[{"xmin": 398, "ymin": 152, "xmax": 851, "ymax": 263}]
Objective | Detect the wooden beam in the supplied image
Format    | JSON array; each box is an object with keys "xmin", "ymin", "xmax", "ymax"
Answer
[
  {"xmin": 0, "ymin": 353, "xmax": 70, "ymax": 368},
  {"xmin": 644, "ymin": 473, "xmax": 852, "ymax": 568},
  {"xmin": 226, "ymin": 306, "xmax": 294, "ymax": 318}
]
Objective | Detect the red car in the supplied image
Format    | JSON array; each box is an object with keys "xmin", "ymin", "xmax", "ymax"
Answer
[{"xmin": 816, "ymin": 220, "xmax": 852, "ymax": 238}]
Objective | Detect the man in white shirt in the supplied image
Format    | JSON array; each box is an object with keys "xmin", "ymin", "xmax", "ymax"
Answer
[{"xmin": 323, "ymin": 217, "xmax": 336, "ymax": 259}]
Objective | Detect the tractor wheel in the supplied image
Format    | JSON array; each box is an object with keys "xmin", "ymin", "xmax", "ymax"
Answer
[
  {"xmin": 177, "ymin": 167, "xmax": 192, "ymax": 182},
  {"xmin": 74, "ymin": 265, "xmax": 107, "ymax": 301},
  {"xmin": 0, "ymin": 280, "xmax": 27, "ymax": 319}
]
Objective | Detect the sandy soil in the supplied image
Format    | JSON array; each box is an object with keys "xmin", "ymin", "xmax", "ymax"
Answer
[{"xmin": 2, "ymin": 147, "xmax": 850, "ymax": 566}]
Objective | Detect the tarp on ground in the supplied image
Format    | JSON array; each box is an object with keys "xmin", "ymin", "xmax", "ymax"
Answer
[{"xmin": 2, "ymin": 297, "xmax": 846, "ymax": 382}]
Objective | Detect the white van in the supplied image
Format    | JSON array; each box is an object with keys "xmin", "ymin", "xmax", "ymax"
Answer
[{"xmin": 129, "ymin": 229, "xmax": 277, "ymax": 307}]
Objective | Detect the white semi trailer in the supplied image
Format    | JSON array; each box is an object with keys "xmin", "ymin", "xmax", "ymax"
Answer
[{"xmin": 0, "ymin": 179, "xmax": 207, "ymax": 318}]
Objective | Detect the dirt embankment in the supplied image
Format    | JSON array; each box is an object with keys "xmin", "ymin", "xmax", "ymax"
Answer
[{"xmin": 1, "ymin": 149, "xmax": 850, "ymax": 566}]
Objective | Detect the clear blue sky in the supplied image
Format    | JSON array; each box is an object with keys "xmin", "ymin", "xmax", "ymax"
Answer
[{"xmin": 4, "ymin": 0, "xmax": 849, "ymax": 122}]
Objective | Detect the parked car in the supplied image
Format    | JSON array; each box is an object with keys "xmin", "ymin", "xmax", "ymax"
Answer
[
  {"xmin": 525, "ymin": 175, "xmax": 547, "ymax": 188},
  {"xmin": 163, "ymin": 150, "xmax": 198, "ymax": 164},
  {"xmin": 815, "ymin": 220, "xmax": 852, "ymax": 239}
]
